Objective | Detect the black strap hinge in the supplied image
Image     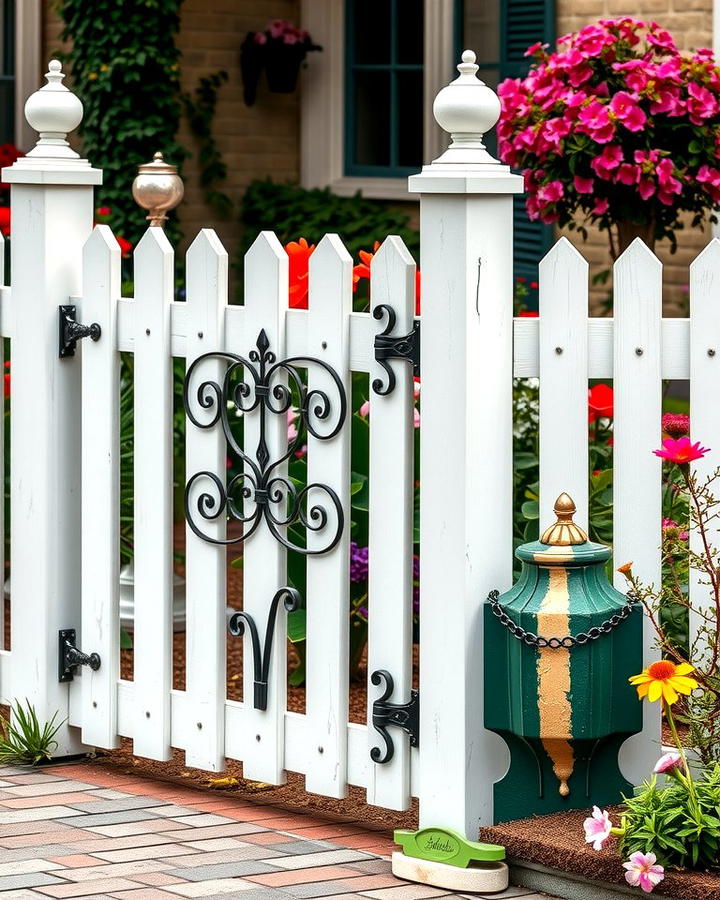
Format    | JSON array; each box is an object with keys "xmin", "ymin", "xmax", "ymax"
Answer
[
  {"xmin": 372, "ymin": 304, "xmax": 420, "ymax": 396},
  {"xmin": 59, "ymin": 305, "xmax": 101, "ymax": 358},
  {"xmin": 370, "ymin": 669, "xmax": 419, "ymax": 764},
  {"xmin": 58, "ymin": 629, "xmax": 101, "ymax": 682}
]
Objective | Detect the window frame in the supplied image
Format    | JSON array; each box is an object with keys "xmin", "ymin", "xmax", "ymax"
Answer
[
  {"xmin": 343, "ymin": 0, "xmax": 425, "ymax": 179},
  {"xmin": 300, "ymin": 0, "xmax": 455, "ymax": 200}
]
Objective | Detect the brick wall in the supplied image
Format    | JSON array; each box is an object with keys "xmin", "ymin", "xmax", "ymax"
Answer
[
  {"xmin": 556, "ymin": 0, "xmax": 714, "ymax": 314},
  {"xmin": 43, "ymin": 0, "xmax": 301, "ymax": 274}
]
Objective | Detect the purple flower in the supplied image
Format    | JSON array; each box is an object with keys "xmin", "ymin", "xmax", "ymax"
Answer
[{"xmin": 350, "ymin": 542, "xmax": 369, "ymax": 583}]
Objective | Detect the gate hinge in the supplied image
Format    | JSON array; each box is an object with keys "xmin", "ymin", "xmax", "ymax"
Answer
[
  {"xmin": 58, "ymin": 629, "xmax": 101, "ymax": 682},
  {"xmin": 372, "ymin": 304, "xmax": 420, "ymax": 396},
  {"xmin": 370, "ymin": 669, "xmax": 419, "ymax": 764},
  {"xmin": 59, "ymin": 305, "xmax": 101, "ymax": 358}
]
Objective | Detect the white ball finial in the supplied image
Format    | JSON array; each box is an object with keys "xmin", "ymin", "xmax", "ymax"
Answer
[
  {"xmin": 431, "ymin": 48, "xmax": 502, "ymax": 165},
  {"xmin": 23, "ymin": 60, "xmax": 84, "ymax": 160}
]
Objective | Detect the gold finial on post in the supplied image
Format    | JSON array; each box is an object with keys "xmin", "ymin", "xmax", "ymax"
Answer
[
  {"xmin": 540, "ymin": 493, "xmax": 588, "ymax": 546},
  {"xmin": 132, "ymin": 152, "xmax": 184, "ymax": 227}
]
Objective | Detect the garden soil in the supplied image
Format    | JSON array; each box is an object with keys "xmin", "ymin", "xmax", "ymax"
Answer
[{"xmin": 481, "ymin": 809, "xmax": 720, "ymax": 900}]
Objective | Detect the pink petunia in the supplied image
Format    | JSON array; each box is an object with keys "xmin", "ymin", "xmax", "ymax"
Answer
[
  {"xmin": 653, "ymin": 751, "xmax": 683, "ymax": 774},
  {"xmin": 593, "ymin": 197, "xmax": 609, "ymax": 215},
  {"xmin": 623, "ymin": 852, "xmax": 664, "ymax": 893},
  {"xmin": 610, "ymin": 91, "xmax": 647, "ymax": 132},
  {"xmin": 583, "ymin": 806, "xmax": 612, "ymax": 851},
  {"xmin": 538, "ymin": 180, "xmax": 565, "ymax": 203},
  {"xmin": 574, "ymin": 175, "xmax": 595, "ymax": 193},
  {"xmin": 591, "ymin": 144, "xmax": 623, "ymax": 179}
]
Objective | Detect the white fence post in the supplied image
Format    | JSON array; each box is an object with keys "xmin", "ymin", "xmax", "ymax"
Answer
[
  {"xmin": 2, "ymin": 61, "xmax": 101, "ymax": 753},
  {"xmin": 409, "ymin": 51, "xmax": 523, "ymax": 833}
]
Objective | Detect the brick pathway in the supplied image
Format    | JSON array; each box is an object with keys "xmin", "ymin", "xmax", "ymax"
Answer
[{"xmin": 0, "ymin": 762, "xmax": 552, "ymax": 899}]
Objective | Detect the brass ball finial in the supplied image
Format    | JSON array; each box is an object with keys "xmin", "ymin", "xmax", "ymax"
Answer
[
  {"xmin": 132, "ymin": 151, "xmax": 184, "ymax": 227},
  {"xmin": 540, "ymin": 493, "xmax": 588, "ymax": 546}
]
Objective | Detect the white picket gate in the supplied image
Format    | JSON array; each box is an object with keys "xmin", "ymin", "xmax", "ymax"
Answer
[{"xmin": 0, "ymin": 53, "xmax": 718, "ymax": 836}]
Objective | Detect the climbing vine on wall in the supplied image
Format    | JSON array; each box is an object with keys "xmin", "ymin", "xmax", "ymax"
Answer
[
  {"xmin": 181, "ymin": 70, "xmax": 233, "ymax": 218},
  {"xmin": 56, "ymin": 0, "xmax": 187, "ymax": 248}
]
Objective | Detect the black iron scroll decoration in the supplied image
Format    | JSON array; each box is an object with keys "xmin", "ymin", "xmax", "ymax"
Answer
[
  {"xmin": 228, "ymin": 587, "xmax": 301, "ymax": 710},
  {"xmin": 183, "ymin": 328, "xmax": 347, "ymax": 555},
  {"xmin": 372, "ymin": 304, "xmax": 420, "ymax": 396},
  {"xmin": 370, "ymin": 669, "xmax": 419, "ymax": 764}
]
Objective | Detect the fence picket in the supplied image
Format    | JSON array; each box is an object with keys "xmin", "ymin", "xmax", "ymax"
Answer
[
  {"xmin": 184, "ymin": 230, "xmax": 228, "ymax": 771},
  {"xmin": 304, "ymin": 234, "xmax": 352, "ymax": 798},
  {"xmin": 689, "ymin": 238, "xmax": 720, "ymax": 654},
  {"xmin": 239, "ymin": 232, "xmax": 290, "ymax": 784},
  {"xmin": 613, "ymin": 239, "xmax": 662, "ymax": 784},
  {"xmin": 539, "ymin": 237, "xmax": 589, "ymax": 530},
  {"xmin": 366, "ymin": 236, "xmax": 416, "ymax": 810},
  {"xmin": 0, "ymin": 228, "xmax": 5, "ymax": 660},
  {"xmin": 132, "ymin": 228, "xmax": 175, "ymax": 761},
  {"xmin": 80, "ymin": 226, "xmax": 122, "ymax": 748}
]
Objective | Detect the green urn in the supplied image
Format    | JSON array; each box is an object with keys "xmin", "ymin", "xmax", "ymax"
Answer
[{"xmin": 484, "ymin": 493, "xmax": 643, "ymax": 823}]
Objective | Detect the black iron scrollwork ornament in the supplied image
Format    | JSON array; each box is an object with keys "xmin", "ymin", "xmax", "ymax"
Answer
[
  {"xmin": 184, "ymin": 329, "xmax": 347, "ymax": 555},
  {"xmin": 228, "ymin": 587, "xmax": 301, "ymax": 710},
  {"xmin": 370, "ymin": 669, "xmax": 419, "ymax": 764},
  {"xmin": 372, "ymin": 304, "xmax": 420, "ymax": 396}
]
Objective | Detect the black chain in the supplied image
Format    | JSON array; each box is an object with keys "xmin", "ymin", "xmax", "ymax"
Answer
[{"xmin": 487, "ymin": 590, "xmax": 636, "ymax": 649}]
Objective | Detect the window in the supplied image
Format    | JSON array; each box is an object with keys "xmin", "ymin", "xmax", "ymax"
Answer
[
  {"xmin": 344, "ymin": 0, "xmax": 424, "ymax": 177},
  {"xmin": 0, "ymin": 0, "xmax": 15, "ymax": 145}
]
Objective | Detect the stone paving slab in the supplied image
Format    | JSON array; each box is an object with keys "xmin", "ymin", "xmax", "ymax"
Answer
[{"xmin": 0, "ymin": 762, "xmax": 557, "ymax": 900}]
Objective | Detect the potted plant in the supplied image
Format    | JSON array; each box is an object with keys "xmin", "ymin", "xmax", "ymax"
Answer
[
  {"xmin": 241, "ymin": 20, "xmax": 321, "ymax": 106},
  {"xmin": 497, "ymin": 18, "xmax": 720, "ymax": 259}
]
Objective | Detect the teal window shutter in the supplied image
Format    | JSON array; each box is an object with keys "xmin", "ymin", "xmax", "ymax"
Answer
[
  {"xmin": 500, "ymin": 0, "xmax": 556, "ymax": 288},
  {"xmin": 0, "ymin": 0, "xmax": 15, "ymax": 145}
]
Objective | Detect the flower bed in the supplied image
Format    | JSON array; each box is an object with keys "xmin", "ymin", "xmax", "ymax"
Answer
[{"xmin": 480, "ymin": 810, "xmax": 720, "ymax": 900}]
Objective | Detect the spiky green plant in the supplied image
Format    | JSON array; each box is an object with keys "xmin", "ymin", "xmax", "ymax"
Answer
[{"xmin": 0, "ymin": 700, "xmax": 64, "ymax": 766}]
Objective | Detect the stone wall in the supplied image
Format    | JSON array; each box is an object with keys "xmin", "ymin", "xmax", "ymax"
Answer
[{"xmin": 556, "ymin": 0, "xmax": 714, "ymax": 314}]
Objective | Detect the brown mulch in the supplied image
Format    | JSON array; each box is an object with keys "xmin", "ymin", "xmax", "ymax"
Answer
[{"xmin": 481, "ymin": 808, "xmax": 720, "ymax": 900}]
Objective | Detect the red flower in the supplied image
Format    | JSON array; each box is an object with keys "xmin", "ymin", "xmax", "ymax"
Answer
[
  {"xmin": 0, "ymin": 206, "xmax": 9, "ymax": 237},
  {"xmin": 588, "ymin": 383, "xmax": 613, "ymax": 421},
  {"xmin": 661, "ymin": 413, "xmax": 689, "ymax": 439},
  {"xmin": 96, "ymin": 206, "xmax": 111, "ymax": 217},
  {"xmin": 285, "ymin": 237, "xmax": 315, "ymax": 309},
  {"xmin": 518, "ymin": 310, "xmax": 538, "ymax": 317},
  {"xmin": 352, "ymin": 242, "xmax": 380, "ymax": 290},
  {"xmin": 4, "ymin": 361, "xmax": 9, "ymax": 398},
  {"xmin": 653, "ymin": 436, "xmax": 710, "ymax": 464},
  {"xmin": 116, "ymin": 235, "xmax": 132, "ymax": 258}
]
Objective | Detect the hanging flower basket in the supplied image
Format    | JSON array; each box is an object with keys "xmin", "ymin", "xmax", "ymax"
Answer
[{"xmin": 240, "ymin": 19, "xmax": 321, "ymax": 106}]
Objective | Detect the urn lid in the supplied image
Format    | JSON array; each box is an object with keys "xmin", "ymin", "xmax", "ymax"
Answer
[{"xmin": 516, "ymin": 493, "xmax": 611, "ymax": 566}]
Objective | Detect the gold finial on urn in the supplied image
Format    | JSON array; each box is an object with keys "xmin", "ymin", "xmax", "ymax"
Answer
[
  {"xmin": 540, "ymin": 493, "xmax": 588, "ymax": 546},
  {"xmin": 132, "ymin": 152, "xmax": 184, "ymax": 227}
]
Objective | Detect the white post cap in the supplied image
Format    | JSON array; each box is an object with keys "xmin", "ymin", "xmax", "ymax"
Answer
[
  {"xmin": 3, "ymin": 60, "xmax": 102, "ymax": 184},
  {"xmin": 408, "ymin": 49, "xmax": 523, "ymax": 194},
  {"xmin": 432, "ymin": 50, "xmax": 501, "ymax": 165}
]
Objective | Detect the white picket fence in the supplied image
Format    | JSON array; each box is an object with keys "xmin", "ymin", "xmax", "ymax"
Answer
[{"xmin": 0, "ymin": 54, "xmax": 717, "ymax": 834}]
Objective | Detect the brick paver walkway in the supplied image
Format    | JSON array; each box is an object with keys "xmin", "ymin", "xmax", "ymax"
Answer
[{"xmin": 0, "ymin": 763, "xmax": 552, "ymax": 899}]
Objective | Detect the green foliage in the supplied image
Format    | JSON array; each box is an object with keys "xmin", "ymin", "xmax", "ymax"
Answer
[
  {"xmin": 237, "ymin": 180, "xmax": 419, "ymax": 297},
  {"xmin": 181, "ymin": 71, "xmax": 233, "ymax": 218},
  {"xmin": 56, "ymin": 0, "xmax": 187, "ymax": 248},
  {"xmin": 619, "ymin": 764, "xmax": 720, "ymax": 870},
  {"xmin": 0, "ymin": 700, "xmax": 64, "ymax": 766}
]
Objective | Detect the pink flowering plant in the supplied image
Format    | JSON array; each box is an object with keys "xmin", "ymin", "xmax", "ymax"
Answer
[{"xmin": 497, "ymin": 18, "xmax": 720, "ymax": 257}]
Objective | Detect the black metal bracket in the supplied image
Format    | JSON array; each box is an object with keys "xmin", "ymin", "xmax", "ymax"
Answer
[
  {"xmin": 370, "ymin": 669, "xmax": 419, "ymax": 764},
  {"xmin": 184, "ymin": 329, "xmax": 347, "ymax": 555},
  {"xmin": 58, "ymin": 629, "xmax": 101, "ymax": 682},
  {"xmin": 59, "ymin": 305, "xmax": 101, "ymax": 358},
  {"xmin": 372, "ymin": 304, "xmax": 420, "ymax": 396},
  {"xmin": 228, "ymin": 587, "xmax": 302, "ymax": 710}
]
